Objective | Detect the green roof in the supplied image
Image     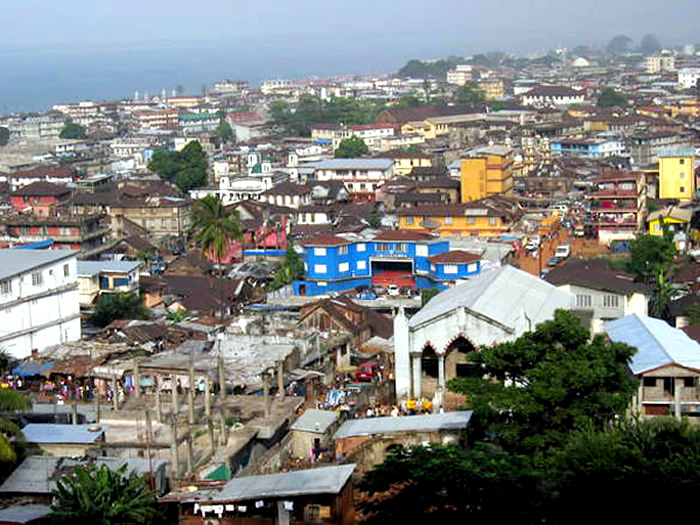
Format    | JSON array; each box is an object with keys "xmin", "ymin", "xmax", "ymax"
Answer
[
  {"xmin": 180, "ymin": 113, "xmax": 219, "ymax": 121},
  {"xmin": 658, "ymin": 147, "xmax": 696, "ymax": 158},
  {"xmin": 206, "ymin": 463, "xmax": 231, "ymax": 480}
]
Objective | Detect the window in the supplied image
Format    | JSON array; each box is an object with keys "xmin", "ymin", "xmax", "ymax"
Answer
[
  {"xmin": 489, "ymin": 217, "xmax": 497, "ymax": 226},
  {"xmin": 314, "ymin": 264, "xmax": 327, "ymax": 274},
  {"xmin": 357, "ymin": 260, "xmax": 366, "ymax": 270},
  {"xmin": 31, "ymin": 272, "xmax": 43, "ymax": 286},
  {"xmin": 679, "ymin": 172, "xmax": 685, "ymax": 179},
  {"xmin": 356, "ymin": 243, "xmax": 366, "ymax": 252},
  {"xmin": 468, "ymin": 217, "xmax": 476, "ymax": 225},
  {"xmin": 406, "ymin": 216, "xmax": 414, "ymax": 225},
  {"xmin": 113, "ymin": 277, "xmax": 129, "ymax": 287},
  {"xmin": 443, "ymin": 264, "xmax": 459, "ymax": 274},
  {"xmin": 444, "ymin": 216, "xmax": 453, "ymax": 225},
  {"xmin": 338, "ymin": 262, "xmax": 349, "ymax": 272},
  {"xmin": 0, "ymin": 280, "xmax": 10, "ymax": 295},
  {"xmin": 663, "ymin": 377, "xmax": 674, "ymax": 395},
  {"xmin": 376, "ymin": 243, "xmax": 389, "ymax": 252},
  {"xmin": 680, "ymin": 186, "xmax": 686, "ymax": 193},
  {"xmin": 680, "ymin": 158, "xmax": 686, "ymax": 165},
  {"xmin": 643, "ymin": 377, "xmax": 657, "ymax": 387},
  {"xmin": 603, "ymin": 295, "xmax": 619, "ymax": 308},
  {"xmin": 63, "ymin": 264, "xmax": 70, "ymax": 277},
  {"xmin": 431, "ymin": 264, "xmax": 437, "ymax": 272},
  {"xmin": 576, "ymin": 294, "xmax": 592, "ymax": 308},
  {"xmin": 396, "ymin": 243, "xmax": 408, "ymax": 252},
  {"xmin": 684, "ymin": 377, "xmax": 696, "ymax": 388},
  {"xmin": 416, "ymin": 245, "xmax": 428, "ymax": 257},
  {"xmin": 314, "ymin": 247, "xmax": 327, "ymax": 256},
  {"xmin": 338, "ymin": 245, "xmax": 349, "ymax": 255}
]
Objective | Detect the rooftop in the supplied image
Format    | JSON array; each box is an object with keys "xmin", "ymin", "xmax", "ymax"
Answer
[
  {"xmin": 0, "ymin": 249, "xmax": 78, "ymax": 281},
  {"xmin": 21, "ymin": 423, "xmax": 107, "ymax": 444},
  {"xmin": 334, "ymin": 411, "xmax": 473, "ymax": 439},
  {"xmin": 76, "ymin": 260, "xmax": 141, "ymax": 277},
  {"xmin": 428, "ymin": 250, "xmax": 481, "ymax": 264},
  {"xmin": 545, "ymin": 258, "xmax": 649, "ymax": 295},
  {"xmin": 310, "ymin": 159, "xmax": 394, "ymax": 170},
  {"xmin": 289, "ymin": 408, "xmax": 339, "ymax": 434}
]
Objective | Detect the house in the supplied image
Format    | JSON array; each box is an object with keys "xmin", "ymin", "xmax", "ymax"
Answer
[
  {"xmin": 308, "ymin": 159, "xmax": 394, "ymax": 201},
  {"xmin": 228, "ymin": 112, "xmax": 267, "ymax": 143},
  {"xmin": 658, "ymin": 147, "xmax": 696, "ymax": 202},
  {"xmin": 20, "ymin": 423, "xmax": 107, "ymax": 457},
  {"xmin": 131, "ymin": 109, "xmax": 180, "ymax": 131},
  {"xmin": 648, "ymin": 205, "xmax": 692, "ymax": 241},
  {"xmin": 589, "ymin": 170, "xmax": 647, "ymax": 243},
  {"xmin": 628, "ymin": 131, "xmax": 690, "ymax": 167},
  {"xmin": 394, "ymin": 265, "xmax": 572, "ymax": 402},
  {"xmin": 678, "ymin": 68, "xmax": 700, "ymax": 89},
  {"xmin": 260, "ymin": 181, "xmax": 312, "ymax": 209},
  {"xmin": 289, "ymin": 408, "xmax": 340, "ymax": 459},
  {"xmin": 333, "ymin": 411, "xmax": 472, "ymax": 473},
  {"xmin": 460, "ymin": 145, "xmax": 514, "ymax": 202},
  {"xmin": 178, "ymin": 113, "xmax": 220, "ymax": 134},
  {"xmin": 605, "ymin": 314, "xmax": 700, "ymax": 418},
  {"xmin": 520, "ymin": 86, "xmax": 585, "ymax": 107},
  {"xmin": 0, "ymin": 249, "xmax": 81, "ymax": 358},
  {"xmin": 9, "ymin": 166, "xmax": 77, "ymax": 191},
  {"xmin": 0, "ymin": 214, "xmax": 109, "ymax": 255},
  {"xmin": 10, "ymin": 181, "xmax": 72, "ymax": 217},
  {"xmin": 176, "ymin": 464, "xmax": 356, "ymax": 525},
  {"xmin": 379, "ymin": 149, "xmax": 432, "ymax": 176},
  {"xmin": 545, "ymin": 258, "xmax": 649, "ymax": 333},
  {"xmin": 76, "ymin": 260, "xmax": 141, "ymax": 307},
  {"xmin": 550, "ymin": 137, "xmax": 625, "ymax": 159}
]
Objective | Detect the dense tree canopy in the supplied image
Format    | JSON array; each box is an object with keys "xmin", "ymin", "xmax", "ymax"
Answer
[
  {"xmin": 147, "ymin": 141, "xmax": 208, "ymax": 193},
  {"xmin": 214, "ymin": 118, "xmax": 234, "ymax": 144},
  {"xmin": 0, "ymin": 389, "xmax": 30, "ymax": 463},
  {"xmin": 269, "ymin": 246, "xmax": 305, "ymax": 291},
  {"xmin": 334, "ymin": 136, "xmax": 369, "ymax": 158},
  {"xmin": 51, "ymin": 464, "xmax": 163, "ymax": 524},
  {"xmin": 190, "ymin": 194, "xmax": 243, "ymax": 264},
  {"xmin": 59, "ymin": 121, "xmax": 87, "ymax": 139},
  {"xmin": 606, "ymin": 34, "xmax": 634, "ymax": 55},
  {"xmin": 92, "ymin": 292, "xmax": 150, "ymax": 327},
  {"xmin": 397, "ymin": 57, "xmax": 464, "ymax": 78},
  {"xmin": 627, "ymin": 232, "xmax": 676, "ymax": 282},
  {"xmin": 597, "ymin": 88, "xmax": 628, "ymax": 108},
  {"xmin": 453, "ymin": 82, "xmax": 485, "ymax": 106},
  {"xmin": 640, "ymin": 34, "xmax": 662, "ymax": 55},
  {"xmin": 0, "ymin": 127, "xmax": 9, "ymax": 146}
]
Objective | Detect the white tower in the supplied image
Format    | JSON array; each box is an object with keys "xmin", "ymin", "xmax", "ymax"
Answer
[{"xmin": 393, "ymin": 307, "xmax": 411, "ymax": 400}]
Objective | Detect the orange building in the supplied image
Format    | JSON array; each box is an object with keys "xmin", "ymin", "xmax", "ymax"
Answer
[{"xmin": 460, "ymin": 145, "xmax": 514, "ymax": 202}]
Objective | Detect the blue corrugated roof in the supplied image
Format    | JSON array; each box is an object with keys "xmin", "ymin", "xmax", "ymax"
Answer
[
  {"xmin": 605, "ymin": 314, "xmax": 700, "ymax": 374},
  {"xmin": 21, "ymin": 424, "xmax": 108, "ymax": 444},
  {"xmin": 12, "ymin": 361, "xmax": 56, "ymax": 377}
]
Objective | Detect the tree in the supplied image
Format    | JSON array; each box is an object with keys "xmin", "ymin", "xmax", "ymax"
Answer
[
  {"xmin": 59, "ymin": 121, "xmax": 87, "ymax": 140},
  {"xmin": 606, "ymin": 34, "xmax": 633, "ymax": 55},
  {"xmin": 649, "ymin": 270, "xmax": 682, "ymax": 320},
  {"xmin": 449, "ymin": 310, "xmax": 637, "ymax": 455},
  {"xmin": 420, "ymin": 288, "xmax": 440, "ymax": 306},
  {"xmin": 189, "ymin": 195, "xmax": 243, "ymax": 318},
  {"xmin": 0, "ymin": 389, "xmax": 31, "ymax": 463},
  {"xmin": 597, "ymin": 88, "xmax": 628, "ymax": 108},
  {"xmin": 214, "ymin": 118, "xmax": 234, "ymax": 145},
  {"xmin": 91, "ymin": 292, "xmax": 151, "ymax": 328},
  {"xmin": 453, "ymin": 82, "xmax": 485, "ymax": 106},
  {"xmin": 50, "ymin": 464, "xmax": 163, "ymax": 524},
  {"xmin": 269, "ymin": 246, "xmax": 304, "ymax": 291},
  {"xmin": 334, "ymin": 137, "xmax": 369, "ymax": 159},
  {"xmin": 359, "ymin": 443, "xmax": 541, "ymax": 524},
  {"xmin": 640, "ymin": 34, "xmax": 662, "ymax": 55},
  {"xmin": 368, "ymin": 211, "xmax": 382, "ymax": 229},
  {"xmin": 0, "ymin": 127, "xmax": 9, "ymax": 147},
  {"xmin": 627, "ymin": 233, "xmax": 676, "ymax": 283},
  {"xmin": 147, "ymin": 141, "xmax": 208, "ymax": 193}
]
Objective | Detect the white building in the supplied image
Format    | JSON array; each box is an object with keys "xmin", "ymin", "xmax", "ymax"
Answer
[
  {"xmin": 76, "ymin": 260, "xmax": 141, "ymax": 307},
  {"xmin": 446, "ymin": 65, "xmax": 473, "ymax": 86},
  {"xmin": 678, "ymin": 68, "xmax": 700, "ymax": 89},
  {"xmin": 393, "ymin": 266, "xmax": 572, "ymax": 403},
  {"xmin": 308, "ymin": 159, "xmax": 394, "ymax": 199},
  {"xmin": 521, "ymin": 86, "xmax": 585, "ymax": 107},
  {"xmin": 0, "ymin": 250, "xmax": 81, "ymax": 359},
  {"xmin": 645, "ymin": 55, "xmax": 676, "ymax": 74}
]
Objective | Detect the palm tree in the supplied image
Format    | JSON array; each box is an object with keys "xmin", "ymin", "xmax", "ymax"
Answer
[
  {"xmin": 0, "ymin": 389, "xmax": 31, "ymax": 462},
  {"xmin": 189, "ymin": 195, "xmax": 243, "ymax": 318},
  {"xmin": 50, "ymin": 464, "xmax": 162, "ymax": 524},
  {"xmin": 649, "ymin": 270, "xmax": 681, "ymax": 321}
]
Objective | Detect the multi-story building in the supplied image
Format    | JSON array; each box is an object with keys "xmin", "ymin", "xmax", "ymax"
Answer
[
  {"xmin": 8, "ymin": 166, "xmax": 77, "ymax": 191},
  {"xmin": 261, "ymin": 79, "xmax": 293, "ymax": 95},
  {"xmin": 645, "ymin": 55, "xmax": 676, "ymax": 74},
  {"xmin": 0, "ymin": 113, "xmax": 65, "ymax": 141},
  {"xmin": 460, "ymin": 145, "xmax": 514, "ymax": 202},
  {"xmin": 10, "ymin": 182, "xmax": 72, "ymax": 217},
  {"xmin": 131, "ymin": 109, "xmax": 180, "ymax": 131},
  {"xmin": 628, "ymin": 132, "xmax": 690, "ymax": 167},
  {"xmin": 309, "ymin": 159, "xmax": 394, "ymax": 201},
  {"xmin": 678, "ymin": 68, "xmax": 700, "ymax": 89},
  {"xmin": 76, "ymin": 260, "xmax": 141, "ymax": 307},
  {"xmin": 446, "ymin": 65, "xmax": 473, "ymax": 86},
  {"xmin": 520, "ymin": 86, "xmax": 585, "ymax": 107},
  {"xmin": 550, "ymin": 137, "xmax": 625, "ymax": 159},
  {"xmin": 478, "ymin": 78, "xmax": 505, "ymax": 100},
  {"xmin": 658, "ymin": 147, "xmax": 696, "ymax": 201},
  {"xmin": 0, "ymin": 249, "xmax": 81, "ymax": 358},
  {"xmin": 210, "ymin": 79, "xmax": 249, "ymax": 96},
  {"xmin": 178, "ymin": 113, "xmax": 220, "ymax": 134},
  {"xmin": 166, "ymin": 96, "xmax": 204, "ymax": 109},
  {"xmin": 292, "ymin": 231, "xmax": 482, "ymax": 296},
  {"xmin": 338, "ymin": 124, "xmax": 395, "ymax": 150},
  {"xmin": 589, "ymin": 170, "xmax": 647, "ymax": 242}
]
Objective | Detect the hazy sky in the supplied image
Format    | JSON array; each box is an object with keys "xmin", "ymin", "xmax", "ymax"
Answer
[{"xmin": 3, "ymin": 0, "xmax": 700, "ymax": 54}]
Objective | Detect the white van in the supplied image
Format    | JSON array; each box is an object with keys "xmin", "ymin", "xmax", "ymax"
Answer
[{"xmin": 554, "ymin": 244, "xmax": 571, "ymax": 258}]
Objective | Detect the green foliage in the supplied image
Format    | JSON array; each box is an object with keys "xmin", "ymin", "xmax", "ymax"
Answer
[
  {"xmin": 393, "ymin": 94, "xmax": 427, "ymax": 108},
  {"xmin": 147, "ymin": 141, "xmax": 208, "ymax": 193},
  {"xmin": 627, "ymin": 232, "xmax": 676, "ymax": 282},
  {"xmin": 687, "ymin": 302, "xmax": 700, "ymax": 325},
  {"xmin": 649, "ymin": 270, "xmax": 682, "ymax": 320},
  {"xmin": 0, "ymin": 389, "xmax": 31, "ymax": 463},
  {"xmin": 640, "ymin": 34, "xmax": 662, "ymax": 55},
  {"xmin": 420, "ymin": 288, "xmax": 440, "ymax": 306},
  {"xmin": 453, "ymin": 81, "xmax": 485, "ymax": 106},
  {"xmin": 597, "ymin": 88, "xmax": 628, "ymax": 108},
  {"xmin": 190, "ymin": 195, "xmax": 243, "ymax": 264},
  {"xmin": 59, "ymin": 121, "xmax": 87, "ymax": 139},
  {"xmin": 269, "ymin": 246, "xmax": 304, "ymax": 291},
  {"xmin": 0, "ymin": 127, "xmax": 9, "ymax": 146},
  {"xmin": 92, "ymin": 292, "xmax": 151, "ymax": 328},
  {"xmin": 334, "ymin": 136, "xmax": 369, "ymax": 159},
  {"xmin": 50, "ymin": 464, "xmax": 163, "ymax": 524},
  {"xmin": 0, "ymin": 347, "xmax": 16, "ymax": 375},
  {"xmin": 214, "ymin": 118, "xmax": 234, "ymax": 144},
  {"xmin": 397, "ymin": 57, "xmax": 464, "ymax": 78},
  {"xmin": 368, "ymin": 211, "xmax": 382, "ymax": 229},
  {"xmin": 449, "ymin": 310, "xmax": 637, "ymax": 455},
  {"xmin": 606, "ymin": 34, "xmax": 633, "ymax": 55},
  {"xmin": 359, "ymin": 443, "xmax": 541, "ymax": 524},
  {"xmin": 165, "ymin": 308, "xmax": 188, "ymax": 324}
]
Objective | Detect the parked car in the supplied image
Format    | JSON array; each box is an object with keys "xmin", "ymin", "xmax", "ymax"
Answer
[
  {"xmin": 387, "ymin": 284, "xmax": 400, "ymax": 296},
  {"xmin": 547, "ymin": 256, "xmax": 561, "ymax": 267},
  {"xmin": 540, "ymin": 268, "xmax": 551, "ymax": 279},
  {"xmin": 356, "ymin": 362, "xmax": 382, "ymax": 382},
  {"xmin": 554, "ymin": 244, "xmax": 571, "ymax": 259}
]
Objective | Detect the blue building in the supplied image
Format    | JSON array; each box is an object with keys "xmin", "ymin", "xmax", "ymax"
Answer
[
  {"xmin": 292, "ymin": 231, "xmax": 482, "ymax": 296},
  {"xmin": 550, "ymin": 137, "xmax": 624, "ymax": 159}
]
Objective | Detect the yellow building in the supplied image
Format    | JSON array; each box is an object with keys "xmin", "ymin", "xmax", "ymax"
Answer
[
  {"xmin": 478, "ymin": 79, "xmax": 505, "ymax": 100},
  {"xmin": 396, "ymin": 198, "xmax": 520, "ymax": 237},
  {"xmin": 383, "ymin": 150, "xmax": 432, "ymax": 176},
  {"xmin": 658, "ymin": 148, "xmax": 696, "ymax": 202},
  {"xmin": 648, "ymin": 206, "xmax": 692, "ymax": 236},
  {"xmin": 460, "ymin": 145, "xmax": 514, "ymax": 202}
]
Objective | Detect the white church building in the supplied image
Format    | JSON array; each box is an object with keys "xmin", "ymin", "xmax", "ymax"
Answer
[{"xmin": 393, "ymin": 265, "xmax": 573, "ymax": 403}]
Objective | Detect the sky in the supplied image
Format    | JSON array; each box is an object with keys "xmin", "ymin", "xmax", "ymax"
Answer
[{"xmin": 1, "ymin": 0, "xmax": 700, "ymax": 112}]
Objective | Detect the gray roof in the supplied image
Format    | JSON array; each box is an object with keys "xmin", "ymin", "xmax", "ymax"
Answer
[
  {"xmin": 21, "ymin": 423, "xmax": 107, "ymax": 444},
  {"xmin": 605, "ymin": 314, "xmax": 700, "ymax": 375},
  {"xmin": 0, "ymin": 249, "xmax": 78, "ymax": 281},
  {"xmin": 0, "ymin": 504, "xmax": 51, "ymax": 524},
  {"xmin": 198, "ymin": 464, "xmax": 356, "ymax": 503},
  {"xmin": 310, "ymin": 159, "xmax": 394, "ymax": 170},
  {"xmin": 76, "ymin": 260, "xmax": 141, "ymax": 276},
  {"xmin": 409, "ymin": 265, "xmax": 572, "ymax": 329},
  {"xmin": 290, "ymin": 409, "xmax": 339, "ymax": 434},
  {"xmin": 333, "ymin": 411, "xmax": 473, "ymax": 439},
  {"xmin": 0, "ymin": 456, "xmax": 167, "ymax": 495}
]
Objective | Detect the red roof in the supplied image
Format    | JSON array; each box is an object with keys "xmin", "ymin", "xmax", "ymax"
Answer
[
  {"xmin": 373, "ymin": 230, "xmax": 433, "ymax": 242},
  {"xmin": 348, "ymin": 124, "xmax": 394, "ymax": 131},
  {"xmin": 13, "ymin": 166, "xmax": 76, "ymax": 179},
  {"xmin": 429, "ymin": 250, "xmax": 481, "ymax": 264},
  {"xmin": 305, "ymin": 234, "xmax": 351, "ymax": 247}
]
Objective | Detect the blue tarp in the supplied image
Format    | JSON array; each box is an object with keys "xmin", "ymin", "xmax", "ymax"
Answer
[
  {"xmin": 12, "ymin": 240, "xmax": 54, "ymax": 250},
  {"xmin": 12, "ymin": 361, "xmax": 57, "ymax": 377},
  {"xmin": 243, "ymin": 249, "xmax": 286, "ymax": 257}
]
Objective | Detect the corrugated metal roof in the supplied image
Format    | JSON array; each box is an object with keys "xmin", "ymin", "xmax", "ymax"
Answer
[
  {"xmin": 0, "ymin": 249, "xmax": 78, "ymax": 281},
  {"xmin": 21, "ymin": 423, "xmax": 107, "ymax": 444},
  {"xmin": 333, "ymin": 411, "xmax": 473, "ymax": 439},
  {"xmin": 605, "ymin": 314, "xmax": 700, "ymax": 374},
  {"xmin": 77, "ymin": 260, "xmax": 141, "ymax": 276},
  {"xmin": 290, "ymin": 409, "xmax": 339, "ymax": 433},
  {"xmin": 310, "ymin": 159, "xmax": 394, "ymax": 170},
  {"xmin": 0, "ymin": 504, "xmax": 51, "ymax": 523},
  {"xmin": 409, "ymin": 265, "xmax": 572, "ymax": 329},
  {"xmin": 198, "ymin": 464, "xmax": 356, "ymax": 502}
]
